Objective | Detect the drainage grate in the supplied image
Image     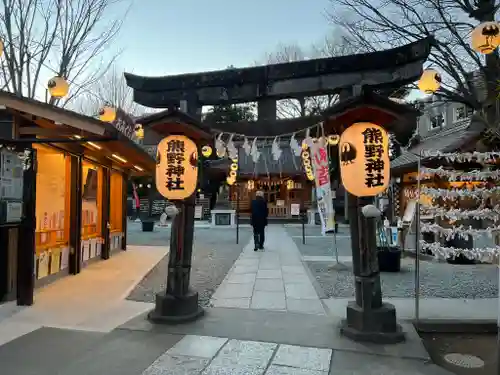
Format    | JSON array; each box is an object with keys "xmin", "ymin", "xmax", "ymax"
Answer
[{"xmin": 443, "ymin": 353, "xmax": 485, "ymax": 368}]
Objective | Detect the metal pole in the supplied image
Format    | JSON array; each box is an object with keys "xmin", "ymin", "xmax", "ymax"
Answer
[
  {"xmin": 415, "ymin": 151, "xmax": 421, "ymax": 327},
  {"xmin": 236, "ymin": 182, "xmax": 239, "ymax": 244},
  {"xmin": 333, "ymin": 230, "xmax": 339, "ymax": 264},
  {"xmin": 302, "ymin": 210, "xmax": 306, "ymax": 244}
]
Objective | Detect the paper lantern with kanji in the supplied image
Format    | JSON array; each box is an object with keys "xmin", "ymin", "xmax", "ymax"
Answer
[
  {"xmin": 471, "ymin": 22, "xmax": 500, "ymax": 54},
  {"xmin": 339, "ymin": 122, "xmax": 390, "ymax": 197},
  {"xmin": 155, "ymin": 135, "xmax": 199, "ymax": 200},
  {"xmin": 418, "ymin": 69, "xmax": 441, "ymax": 94},
  {"xmin": 47, "ymin": 76, "xmax": 69, "ymax": 98},
  {"xmin": 99, "ymin": 106, "xmax": 116, "ymax": 122}
]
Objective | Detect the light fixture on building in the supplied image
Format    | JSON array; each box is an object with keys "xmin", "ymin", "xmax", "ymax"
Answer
[
  {"xmin": 73, "ymin": 135, "xmax": 82, "ymax": 139},
  {"xmin": 417, "ymin": 69, "xmax": 441, "ymax": 94},
  {"xmin": 247, "ymin": 180, "xmax": 254, "ymax": 190},
  {"xmin": 147, "ymin": 184, "xmax": 151, "ymax": 188},
  {"xmin": 328, "ymin": 134, "xmax": 340, "ymax": 145},
  {"xmin": 99, "ymin": 105, "xmax": 117, "ymax": 122},
  {"xmin": 134, "ymin": 165, "xmax": 144, "ymax": 172},
  {"xmin": 112, "ymin": 153, "xmax": 127, "ymax": 163},
  {"xmin": 226, "ymin": 177, "xmax": 235, "ymax": 185},
  {"xmin": 139, "ymin": 184, "xmax": 143, "ymax": 188},
  {"xmin": 201, "ymin": 145, "xmax": 212, "ymax": 157},
  {"xmin": 87, "ymin": 141, "xmax": 102, "ymax": 150},
  {"xmin": 134, "ymin": 124, "xmax": 144, "ymax": 139},
  {"xmin": 47, "ymin": 76, "xmax": 69, "ymax": 98},
  {"xmin": 230, "ymin": 162, "xmax": 238, "ymax": 171},
  {"xmin": 229, "ymin": 170, "xmax": 237, "ymax": 179},
  {"xmin": 471, "ymin": 22, "xmax": 500, "ymax": 54},
  {"xmin": 287, "ymin": 180, "xmax": 294, "ymax": 189}
]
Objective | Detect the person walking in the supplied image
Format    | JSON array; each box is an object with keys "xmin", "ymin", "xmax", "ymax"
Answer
[{"xmin": 251, "ymin": 190, "xmax": 268, "ymax": 251}]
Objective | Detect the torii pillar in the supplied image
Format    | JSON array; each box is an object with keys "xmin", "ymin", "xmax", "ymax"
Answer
[{"xmin": 323, "ymin": 89, "xmax": 420, "ymax": 344}]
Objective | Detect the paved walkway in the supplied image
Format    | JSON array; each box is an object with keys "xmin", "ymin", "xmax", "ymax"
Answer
[
  {"xmin": 211, "ymin": 226, "xmax": 325, "ymax": 315},
  {"xmin": 0, "ymin": 245, "xmax": 167, "ymax": 346},
  {"xmin": 142, "ymin": 334, "xmax": 333, "ymax": 375}
]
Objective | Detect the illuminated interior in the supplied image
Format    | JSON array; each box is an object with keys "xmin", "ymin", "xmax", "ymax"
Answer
[
  {"xmin": 34, "ymin": 144, "xmax": 70, "ymax": 280},
  {"xmin": 81, "ymin": 160, "xmax": 103, "ymax": 264}
]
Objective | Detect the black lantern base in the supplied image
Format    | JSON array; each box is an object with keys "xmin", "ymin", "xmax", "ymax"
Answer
[
  {"xmin": 340, "ymin": 301, "xmax": 406, "ymax": 344},
  {"xmin": 148, "ymin": 290, "xmax": 204, "ymax": 325}
]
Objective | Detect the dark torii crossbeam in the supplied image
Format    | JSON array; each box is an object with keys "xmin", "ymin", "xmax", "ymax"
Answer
[{"xmin": 124, "ymin": 38, "xmax": 433, "ymax": 121}]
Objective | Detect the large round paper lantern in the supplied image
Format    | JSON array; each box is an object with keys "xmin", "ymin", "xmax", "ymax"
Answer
[
  {"xmin": 471, "ymin": 22, "xmax": 500, "ymax": 54},
  {"xmin": 156, "ymin": 135, "xmax": 199, "ymax": 200},
  {"xmin": 201, "ymin": 145, "xmax": 212, "ymax": 157},
  {"xmin": 339, "ymin": 122, "xmax": 390, "ymax": 197},
  {"xmin": 99, "ymin": 106, "xmax": 116, "ymax": 122},
  {"xmin": 418, "ymin": 69, "xmax": 441, "ymax": 94},
  {"xmin": 47, "ymin": 76, "xmax": 69, "ymax": 98}
]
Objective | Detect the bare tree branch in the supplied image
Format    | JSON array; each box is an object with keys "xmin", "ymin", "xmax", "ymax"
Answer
[
  {"xmin": 0, "ymin": 0, "xmax": 129, "ymax": 105},
  {"xmin": 327, "ymin": 0, "xmax": 500, "ymax": 113}
]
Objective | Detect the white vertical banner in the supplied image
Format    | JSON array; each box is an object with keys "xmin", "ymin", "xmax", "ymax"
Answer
[{"xmin": 310, "ymin": 141, "xmax": 335, "ymax": 235}]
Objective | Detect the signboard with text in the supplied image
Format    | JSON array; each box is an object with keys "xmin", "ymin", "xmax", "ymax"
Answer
[{"xmin": 310, "ymin": 140, "xmax": 335, "ymax": 234}]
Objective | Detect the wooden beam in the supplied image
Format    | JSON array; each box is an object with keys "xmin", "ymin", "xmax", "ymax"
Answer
[{"xmin": 18, "ymin": 127, "xmax": 77, "ymax": 136}]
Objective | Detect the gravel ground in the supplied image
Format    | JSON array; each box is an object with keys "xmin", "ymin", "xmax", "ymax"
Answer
[
  {"xmin": 286, "ymin": 226, "xmax": 499, "ymax": 299},
  {"xmin": 126, "ymin": 224, "xmax": 252, "ymax": 307},
  {"xmin": 307, "ymin": 258, "xmax": 499, "ymax": 298},
  {"xmin": 420, "ymin": 332, "xmax": 498, "ymax": 375}
]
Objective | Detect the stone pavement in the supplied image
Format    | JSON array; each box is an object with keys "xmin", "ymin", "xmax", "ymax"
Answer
[
  {"xmin": 0, "ymin": 245, "xmax": 166, "ymax": 346},
  {"xmin": 211, "ymin": 226, "xmax": 326, "ymax": 315}
]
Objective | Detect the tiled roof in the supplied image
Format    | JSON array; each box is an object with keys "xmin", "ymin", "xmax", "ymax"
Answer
[{"xmin": 391, "ymin": 122, "xmax": 482, "ymax": 171}]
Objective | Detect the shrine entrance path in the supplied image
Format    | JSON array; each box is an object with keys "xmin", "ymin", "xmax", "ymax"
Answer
[{"xmin": 210, "ymin": 225, "xmax": 326, "ymax": 315}]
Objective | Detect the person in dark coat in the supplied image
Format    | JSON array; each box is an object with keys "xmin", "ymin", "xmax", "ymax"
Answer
[{"xmin": 251, "ymin": 190, "xmax": 268, "ymax": 251}]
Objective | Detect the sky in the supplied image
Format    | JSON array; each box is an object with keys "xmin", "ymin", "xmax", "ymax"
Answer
[{"xmin": 115, "ymin": 0, "xmax": 333, "ymax": 77}]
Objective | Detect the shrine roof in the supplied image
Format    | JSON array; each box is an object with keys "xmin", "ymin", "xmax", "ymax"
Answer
[
  {"xmin": 391, "ymin": 120, "xmax": 484, "ymax": 173},
  {"xmin": 135, "ymin": 108, "xmax": 213, "ymax": 141}
]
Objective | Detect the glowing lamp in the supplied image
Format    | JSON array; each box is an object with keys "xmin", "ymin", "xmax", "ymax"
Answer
[
  {"xmin": 227, "ymin": 177, "xmax": 235, "ymax": 185},
  {"xmin": 230, "ymin": 163, "xmax": 238, "ymax": 171},
  {"xmin": 418, "ymin": 69, "xmax": 441, "ymax": 94},
  {"xmin": 301, "ymin": 141, "xmax": 308, "ymax": 150},
  {"xmin": 229, "ymin": 170, "xmax": 237, "ymax": 179},
  {"xmin": 247, "ymin": 180, "xmax": 254, "ymax": 190},
  {"xmin": 471, "ymin": 22, "xmax": 500, "ymax": 54},
  {"xmin": 287, "ymin": 180, "xmax": 294, "ymax": 189},
  {"xmin": 201, "ymin": 145, "xmax": 212, "ymax": 157},
  {"xmin": 339, "ymin": 122, "xmax": 390, "ymax": 197},
  {"xmin": 155, "ymin": 135, "xmax": 199, "ymax": 200},
  {"xmin": 47, "ymin": 76, "xmax": 69, "ymax": 98},
  {"xmin": 307, "ymin": 172, "xmax": 314, "ymax": 181},
  {"xmin": 99, "ymin": 106, "xmax": 116, "ymax": 122},
  {"xmin": 134, "ymin": 124, "xmax": 144, "ymax": 139},
  {"xmin": 328, "ymin": 135, "xmax": 340, "ymax": 145}
]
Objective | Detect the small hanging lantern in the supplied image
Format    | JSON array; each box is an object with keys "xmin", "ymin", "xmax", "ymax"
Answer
[
  {"xmin": 99, "ymin": 105, "xmax": 116, "ymax": 122},
  {"xmin": 417, "ymin": 69, "xmax": 441, "ymax": 94},
  {"xmin": 230, "ymin": 162, "xmax": 238, "ymax": 171},
  {"xmin": 328, "ymin": 134, "xmax": 340, "ymax": 145},
  {"xmin": 134, "ymin": 124, "xmax": 144, "ymax": 139},
  {"xmin": 247, "ymin": 180, "xmax": 254, "ymax": 190},
  {"xmin": 471, "ymin": 22, "xmax": 500, "ymax": 54},
  {"xmin": 301, "ymin": 140, "xmax": 308, "ymax": 150},
  {"xmin": 201, "ymin": 145, "xmax": 212, "ymax": 157},
  {"xmin": 229, "ymin": 170, "xmax": 237, "ymax": 179},
  {"xmin": 226, "ymin": 177, "xmax": 235, "ymax": 185},
  {"xmin": 287, "ymin": 180, "xmax": 294, "ymax": 189},
  {"xmin": 231, "ymin": 156, "xmax": 238, "ymax": 163},
  {"xmin": 47, "ymin": 76, "xmax": 69, "ymax": 98},
  {"xmin": 307, "ymin": 172, "xmax": 315, "ymax": 181}
]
